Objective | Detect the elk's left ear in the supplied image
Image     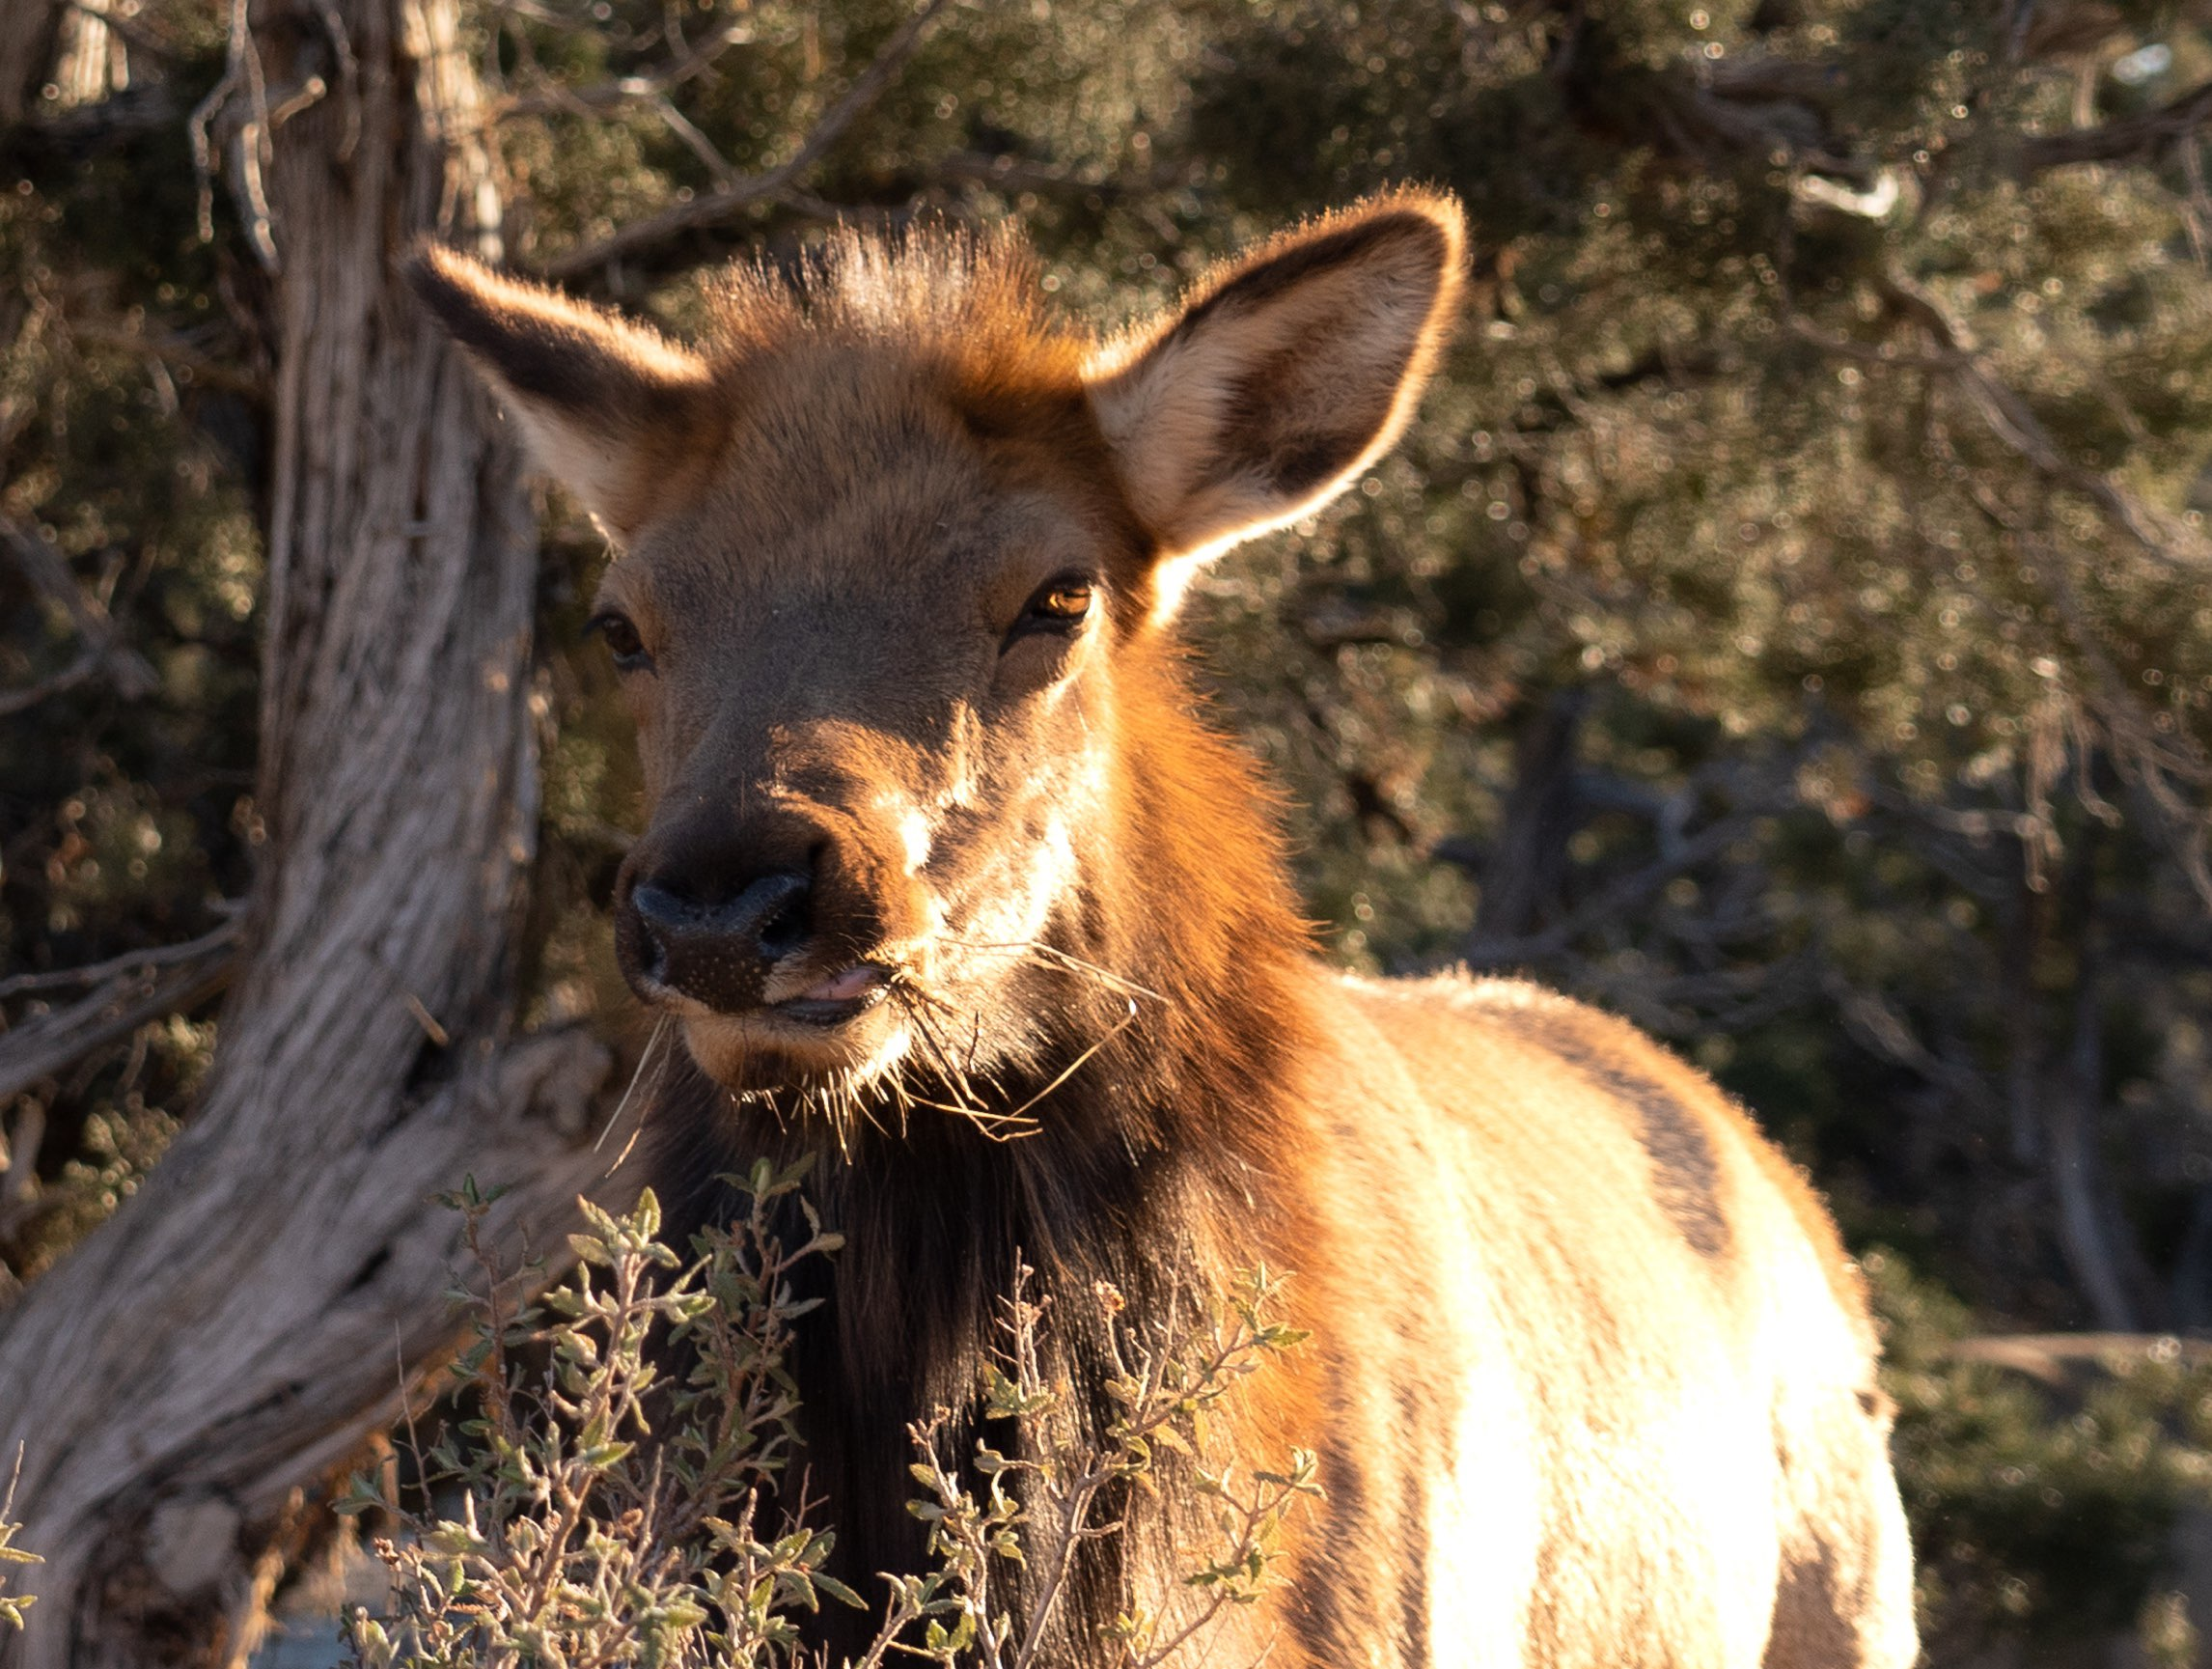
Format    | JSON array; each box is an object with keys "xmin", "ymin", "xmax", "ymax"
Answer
[
  {"xmin": 1084, "ymin": 189, "xmax": 1465, "ymax": 597},
  {"xmin": 406, "ymin": 243, "xmax": 716, "ymax": 542}
]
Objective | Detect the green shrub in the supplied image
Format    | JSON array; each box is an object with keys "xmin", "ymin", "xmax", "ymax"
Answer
[
  {"xmin": 0, "ymin": 1444, "xmax": 38, "ymax": 1632},
  {"xmin": 340, "ymin": 1174, "xmax": 1315, "ymax": 1668}
]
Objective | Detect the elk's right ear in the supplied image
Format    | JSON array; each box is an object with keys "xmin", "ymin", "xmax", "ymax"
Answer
[{"xmin": 406, "ymin": 245, "xmax": 714, "ymax": 542}]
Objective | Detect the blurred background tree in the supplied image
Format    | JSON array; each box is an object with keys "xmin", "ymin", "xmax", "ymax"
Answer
[{"xmin": 17, "ymin": 0, "xmax": 2212, "ymax": 1660}]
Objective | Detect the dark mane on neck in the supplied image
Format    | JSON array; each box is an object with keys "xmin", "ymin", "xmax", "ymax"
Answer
[{"xmin": 644, "ymin": 639, "xmax": 1324, "ymax": 1657}]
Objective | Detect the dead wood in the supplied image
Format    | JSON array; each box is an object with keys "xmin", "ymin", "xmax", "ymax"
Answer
[
  {"xmin": 0, "ymin": 0, "xmax": 616, "ymax": 1663},
  {"xmin": 1948, "ymin": 1332, "xmax": 2212, "ymax": 1390},
  {"xmin": 2017, "ymin": 79, "xmax": 2212, "ymax": 173},
  {"xmin": 0, "ymin": 1, "xmax": 65, "ymax": 127}
]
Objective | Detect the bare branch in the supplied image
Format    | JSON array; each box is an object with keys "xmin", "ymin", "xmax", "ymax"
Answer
[
  {"xmin": 0, "ymin": 925, "xmax": 239, "ymax": 1106},
  {"xmin": 650, "ymin": 92, "xmax": 737, "ymax": 186},
  {"xmin": 305, "ymin": 0, "xmax": 360, "ymax": 161},
  {"xmin": 2183, "ymin": 135, "xmax": 2211, "ymax": 269},
  {"xmin": 0, "ymin": 510, "xmax": 157, "ymax": 706},
  {"xmin": 0, "ymin": 646, "xmax": 102, "ymax": 717},
  {"xmin": 63, "ymin": 320, "xmax": 263, "ymax": 397},
  {"xmin": 2018, "ymin": 78, "xmax": 2212, "ymax": 173},
  {"xmin": 1790, "ymin": 271, "xmax": 2212, "ymax": 572},
  {"xmin": 1823, "ymin": 969, "xmax": 2003, "ymax": 1121},
  {"xmin": 496, "ymin": 9, "xmax": 755, "ymax": 119},
  {"xmin": 187, "ymin": 1, "xmax": 239, "ymax": 244},
  {"xmin": 188, "ymin": 0, "xmax": 278, "ymax": 271},
  {"xmin": 1458, "ymin": 810, "xmax": 1771, "ymax": 971},
  {"xmin": 537, "ymin": 0, "xmax": 952, "ymax": 279},
  {"xmin": 2043, "ymin": 878, "xmax": 2143, "ymax": 1331},
  {"xmin": 1587, "ymin": 953, "xmax": 1822, "ymax": 1038},
  {"xmin": 765, "ymin": 183, "xmax": 925, "ymax": 229},
  {"xmin": 1949, "ymin": 1333, "xmax": 2212, "ymax": 1384},
  {"xmin": 0, "ymin": 917, "xmax": 244, "ymax": 1003},
  {"xmin": 62, "ymin": 0, "xmax": 179, "ymax": 64}
]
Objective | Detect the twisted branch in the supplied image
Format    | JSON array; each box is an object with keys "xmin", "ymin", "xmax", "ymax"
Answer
[
  {"xmin": 538, "ymin": 0, "xmax": 951, "ymax": 279},
  {"xmin": 2018, "ymin": 78, "xmax": 2212, "ymax": 173},
  {"xmin": 0, "ymin": 511, "xmax": 156, "ymax": 712}
]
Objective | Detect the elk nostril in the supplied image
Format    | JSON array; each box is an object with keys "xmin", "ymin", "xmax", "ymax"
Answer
[
  {"xmin": 620, "ymin": 868, "xmax": 814, "ymax": 1012},
  {"xmin": 630, "ymin": 882, "xmax": 683, "ymax": 926},
  {"xmin": 755, "ymin": 885, "xmax": 811, "ymax": 961},
  {"xmin": 627, "ymin": 884, "xmax": 683, "ymax": 982}
]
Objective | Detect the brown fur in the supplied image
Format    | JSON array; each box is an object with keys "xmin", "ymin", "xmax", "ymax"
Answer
[{"xmin": 410, "ymin": 194, "xmax": 1917, "ymax": 1667}]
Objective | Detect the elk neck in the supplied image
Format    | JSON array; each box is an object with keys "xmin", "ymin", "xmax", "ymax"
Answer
[{"xmin": 643, "ymin": 641, "xmax": 1330, "ymax": 1647}]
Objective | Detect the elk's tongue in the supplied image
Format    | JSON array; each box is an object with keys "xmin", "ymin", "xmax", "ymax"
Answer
[{"xmin": 800, "ymin": 964, "xmax": 883, "ymax": 1004}]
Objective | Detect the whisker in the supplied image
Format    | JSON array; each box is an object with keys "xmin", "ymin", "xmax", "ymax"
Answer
[{"xmin": 895, "ymin": 980, "xmax": 969, "ymax": 1020}]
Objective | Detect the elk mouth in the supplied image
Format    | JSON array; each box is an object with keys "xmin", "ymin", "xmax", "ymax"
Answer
[
  {"xmin": 768, "ymin": 961, "xmax": 892, "ymax": 1028},
  {"xmin": 673, "ymin": 959, "xmax": 909, "ymax": 1091}
]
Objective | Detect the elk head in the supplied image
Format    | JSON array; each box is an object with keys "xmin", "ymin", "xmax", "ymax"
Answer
[{"xmin": 411, "ymin": 193, "xmax": 1462, "ymax": 1114}]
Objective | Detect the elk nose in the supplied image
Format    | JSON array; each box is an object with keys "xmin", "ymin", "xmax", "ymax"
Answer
[{"xmin": 626, "ymin": 869, "xmax": 812, "ymax": 1014}]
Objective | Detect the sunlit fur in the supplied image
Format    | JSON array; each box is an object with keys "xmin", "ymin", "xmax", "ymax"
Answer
[{"xmin": 412, "ymin": 193, "xmax": 1917, "ymax": 1668}]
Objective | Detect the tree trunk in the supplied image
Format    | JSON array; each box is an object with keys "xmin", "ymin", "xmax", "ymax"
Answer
[
  {"xmin": 2042, "ymin": 825, "xmax": 2156, "ymax": 1334},
  {"xmin": 0, "ymin": 3, "xmax": 611, "ymax": 1664},
  {"xmin": 1473, "ymin": 686, "xmax": 1589, "ymax": 941},
  {"xmin": 0, "ymin": 0, "xmax": 64, "ymax": 127},
  {"xmin": 2045, "ymin": 932, "xmax": 2140, "ymax": 1333}
]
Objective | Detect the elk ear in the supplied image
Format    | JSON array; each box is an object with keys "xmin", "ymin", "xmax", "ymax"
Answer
[
  {"xmin": 1085, "ymin": 190, "xmax": 1464, "ymax": 608},
  {"xmin": 406, "ymin": 244, "xmax": 715, "ymax": 542}
]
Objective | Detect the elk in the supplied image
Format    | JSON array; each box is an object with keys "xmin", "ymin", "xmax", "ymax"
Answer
[{"xmin": 410, "ymin": 191, "xmax": 1918, "ymax": 1668}]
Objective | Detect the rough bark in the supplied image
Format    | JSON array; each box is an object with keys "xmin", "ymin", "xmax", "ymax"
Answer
[{"xmin": 0, "ymin": 2, "xmax": 612, "ymax": 1664}]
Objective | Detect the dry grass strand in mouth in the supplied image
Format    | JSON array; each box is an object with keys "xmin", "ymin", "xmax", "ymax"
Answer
[
  {"xmin": 893, "ymin": 973, "xmax": 1039, "ymax": 1144},
  {"xmin": 987, "ymin": 997, "xmax": 1139, "ymax": 1127},
  {"xmin": 890, "ymin": 961, "xmax": 1146, "ymax": 1143},
  {"xmin": 645, "ymin": 938, "xmax": 1163, "ymax": 1151},
  {"xmin": 598, "ymin": 1015, "xmax": 677, "ymax": 1177},
  {"xmin": 878, "ymin": 935, "xmax": 1168, "ymax": 1142}
]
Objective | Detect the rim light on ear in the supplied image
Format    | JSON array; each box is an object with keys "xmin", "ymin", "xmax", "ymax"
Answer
[{"xmin": 1081, "ymin": 187, "xmax": 1467, "ymax": 622}]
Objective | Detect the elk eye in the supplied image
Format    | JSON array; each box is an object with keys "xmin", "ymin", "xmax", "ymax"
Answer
[
  {"xmin": 1013, "ymin": 575, "xmax": 1094, "ymax": 636},
  {"xmin": 587, "ymin": 610, "xmax": 650, "ymax": 670}
]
